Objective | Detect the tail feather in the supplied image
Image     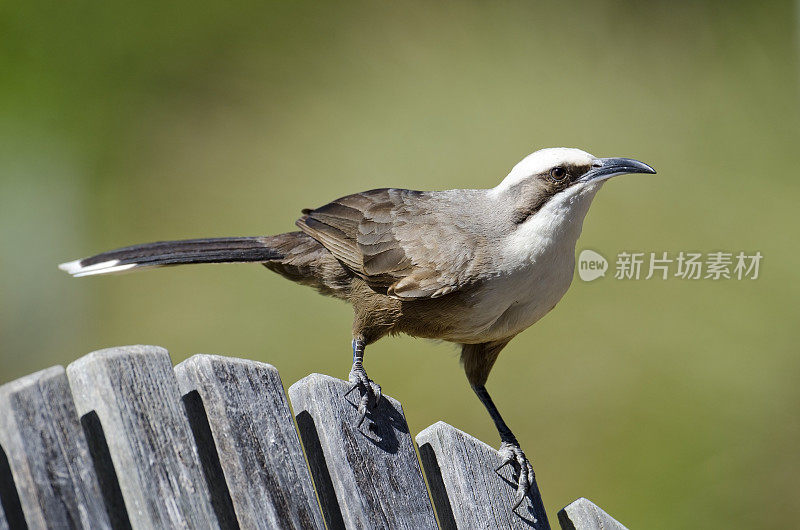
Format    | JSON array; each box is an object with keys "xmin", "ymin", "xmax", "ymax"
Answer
[{"xmin": 59, "ymin": 237, "xmax": 282, "ymax": 277}]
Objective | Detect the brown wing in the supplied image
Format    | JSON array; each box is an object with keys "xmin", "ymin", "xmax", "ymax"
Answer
[{"xmin": 296, "ymin": 188, "xmax": 483, "ymax": 300}]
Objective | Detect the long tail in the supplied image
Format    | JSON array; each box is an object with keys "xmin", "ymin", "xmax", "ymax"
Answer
[{"xmin": 59, "ymin": 236, "xmax": 282, "ymax": 277}]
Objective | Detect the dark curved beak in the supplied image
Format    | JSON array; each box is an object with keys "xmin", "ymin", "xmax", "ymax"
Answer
[{"xmin": 578, "ymin": 157, "xmax": 656, "ymax": 183}]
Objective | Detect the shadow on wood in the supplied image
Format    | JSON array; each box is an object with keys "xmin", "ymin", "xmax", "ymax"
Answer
[
  {"xmin": 180, "ymin": 390, "xmax": 240, "ymax": 529},
  {"xmin": 79, "ymin": 411, "xmax": 131, "ymax": 530},
  {"xmin": 0, "ymin": 441, "xmax": 24, "ymax": 530}
]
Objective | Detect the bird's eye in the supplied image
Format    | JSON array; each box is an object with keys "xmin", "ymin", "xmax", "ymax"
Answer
[{"xmin": 549, "ymin": 167, "xmax": 567, "ymax": 182}]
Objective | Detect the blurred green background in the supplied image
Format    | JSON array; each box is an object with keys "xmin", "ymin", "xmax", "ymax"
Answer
[{"xmin": 1, "ymin": 1, "xmax": 798, "ymax": 528}]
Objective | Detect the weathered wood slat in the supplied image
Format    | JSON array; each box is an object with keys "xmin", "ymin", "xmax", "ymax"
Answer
[
  {"xmin": 66, "ymin": 345, "xmax": 217, "ymax": 529},
  {"xmin": 416, "ymin": 421, "xmax": 550, "ymax": 530},
  {"xmin": 288, "ymin": 373, "xmax": 437, "ymax": 530},
  {"xmin": 0, "ymin": 366, "xmax": 111, "ymax": 529},
  {"xmin": 0, "ymin": 345, "xmax": 632, "ymax": 529},
  {"xmin": 557, "ymin": 498, "xmax": 628, "ymax": 530},
  {"xmin": 174, "ymin": 354, "xmax": 325, "ymax": 530}
]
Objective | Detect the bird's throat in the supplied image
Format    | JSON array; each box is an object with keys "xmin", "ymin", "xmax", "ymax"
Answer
[{"xmin": 503, "ymin": 182, "xmax": 602, "ymax": 269}]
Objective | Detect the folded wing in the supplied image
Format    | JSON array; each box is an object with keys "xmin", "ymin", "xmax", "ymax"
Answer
[{"xmin": 296, "ymin": 188, "xmax": 485, "ymax": 300}]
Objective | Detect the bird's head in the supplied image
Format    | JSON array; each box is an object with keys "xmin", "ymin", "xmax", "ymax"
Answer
[{"xmin": 491, "ymin": 147, "xmax": 656, "ymax": 226}]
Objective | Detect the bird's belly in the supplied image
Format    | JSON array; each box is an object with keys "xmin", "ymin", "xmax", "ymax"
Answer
[{"xmin": 440, "ymin": 256, "xmax": 575, "ymax": 344}]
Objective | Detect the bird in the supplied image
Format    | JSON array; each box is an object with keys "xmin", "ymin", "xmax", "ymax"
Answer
[{"xmin": 59, "ymin": 147, "xmax": 655, "ymax": 509}]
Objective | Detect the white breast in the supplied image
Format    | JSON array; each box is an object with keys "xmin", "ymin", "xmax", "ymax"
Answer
[{"xmin": 449, "ymin": 182, "xmax": 602, "ymax": 343}]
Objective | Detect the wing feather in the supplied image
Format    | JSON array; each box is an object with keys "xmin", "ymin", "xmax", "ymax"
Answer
[{"xmin": 297, "ymin": 188, "xmax": 485, "ymax": 299}]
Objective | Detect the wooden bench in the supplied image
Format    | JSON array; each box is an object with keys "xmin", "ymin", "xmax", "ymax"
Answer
[{"xmin": 0, "ymin": 345, "xmax": 628, "ymax": 529}]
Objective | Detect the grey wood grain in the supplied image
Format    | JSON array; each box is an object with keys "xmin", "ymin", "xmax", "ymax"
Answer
[
  {"xmin": 288, "ymin": 373, "xmax": 437, "ymax": 530},
  {"xmin": 557, "ymin": 498, "xmax": 628, "ymax": 530},
  {"xmin": 0, "ymin": 366, "xmax": 111, "ymax": 529},
  {"xmin": 416, "ymin": 421, "xmax": 550, "ymax": 530},
  {"xmin": 174, "ymin": 354, "xmax": 325, "ymax": 530},
  {"xmin": 66, "ymin": 345, "xmax": 217, "ymax": 529}
]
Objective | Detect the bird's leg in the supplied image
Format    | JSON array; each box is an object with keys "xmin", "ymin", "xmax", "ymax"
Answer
[
  {"xmin": 472, "ymin": 384, "xmax": 534, "ymax": 511},
  {"xmin": 344, "ymin": 338, "xmax": 382, "ymax": 426}
]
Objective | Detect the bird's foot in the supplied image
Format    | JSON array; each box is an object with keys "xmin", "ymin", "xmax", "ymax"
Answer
[
  {"xmin": 344, "ymin": 365, "xmax": 382, "ymax": 427},
  {"xmin": 495, "ymin": 441, "xmax": 535, "ymax": 511}
]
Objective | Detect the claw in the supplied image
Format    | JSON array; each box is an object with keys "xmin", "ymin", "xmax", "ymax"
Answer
[
  {"xmin": 495, "ymin": 455, "xmax": 513, "ymax": 473},
  {"xmin": 369, "ymin": 380, "xmax": 382, "ymax": 406},
  {"xmin": 343, "ymin": 382, "xmax": 359, "ymax": 398},
  {"xmin": 495, "ymin": 441, "xmax": 535, "ymax": 511},
  {"xmin": 512, "ymin": 494, "xmax": 525, "ymax": 511},
  {"xmin": 344, "ymin": 365, "xmax": 381, "ymax": 427}
]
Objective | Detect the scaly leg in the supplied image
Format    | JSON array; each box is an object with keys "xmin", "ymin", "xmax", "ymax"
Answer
[
  {"xmin": 343, "ymin": 338, "xmax": 382, "ymax": 426},
  {"xmin": 472, "ymin": 384, "xmax": 534, "ymax": 511}
]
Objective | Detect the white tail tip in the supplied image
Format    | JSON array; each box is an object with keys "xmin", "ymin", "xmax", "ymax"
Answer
[
  {"xmin": 58, "ymin": 259, "xmax": 139, "ymax": 277},
  {"xmin": 58, "ymin": 259, "xmax": 85, "ymax": 274}
]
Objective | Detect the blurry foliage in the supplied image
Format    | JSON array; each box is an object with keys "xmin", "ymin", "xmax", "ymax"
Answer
[{"xmin": 1, "ymin": 1, "xmax": 798, "ymax": 528}]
